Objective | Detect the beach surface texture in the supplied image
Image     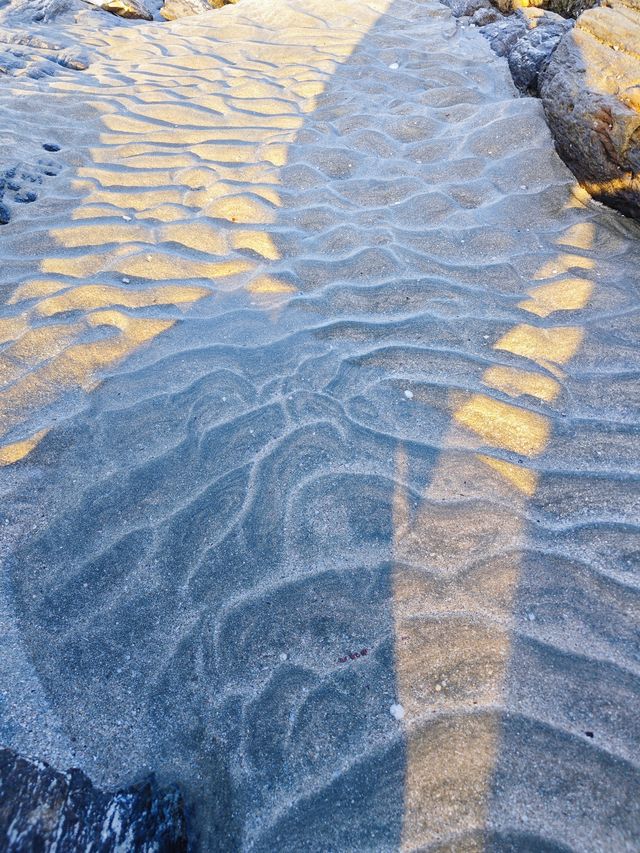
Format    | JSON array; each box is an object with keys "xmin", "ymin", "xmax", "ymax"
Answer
[{"xmin": 0, "ymin": 0, "xmax": 639, "ymax": 849}]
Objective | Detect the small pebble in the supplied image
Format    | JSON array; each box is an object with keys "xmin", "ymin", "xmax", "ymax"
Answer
[
  {"xmin": 404, "ymin": 389, "xmax": 414, "ymax": 399},
  {"xmin": 279, "ymin": 652, "xmax": 288, "ymax": 662},
  {"xmin": 435, "ymin": 684, "xmax": 442, "ymax": 692},
  {"xmin": 15, "ymin": 190, "xmax": 37, "ymax": 203},
  {"xmin": 122, "ymin": 277, "xmax": 130, "ymax": 284},
  {"xmin": 390, "ymin": 703, "xmax": 405, "ymax": 720},
  {"xmin": 122, "ymin": 214, "xmax": 132, "ymax": 221},
  {"xmin": 389, "ymin": 62, "xmax": 399, "ymax": 70},
  {"xmin": 43, "ymin": 142, "xmax": 60, "ymax": 152}
]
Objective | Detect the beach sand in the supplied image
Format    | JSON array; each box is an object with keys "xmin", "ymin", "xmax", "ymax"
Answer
[{"xmin": 0, "ymin": 0, "xmax": 639, "ymax": 849}]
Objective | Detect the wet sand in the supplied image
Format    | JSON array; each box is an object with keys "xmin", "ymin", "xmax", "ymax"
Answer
[{"xmin": 0, "ymin": 0, "xmax": 639, "ymax": 849}]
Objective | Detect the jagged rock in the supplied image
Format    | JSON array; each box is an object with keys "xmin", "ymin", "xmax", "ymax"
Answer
[
  {"xmin": 509, "ymin": 9, "xmax": 573, "ymax": 91},
  {"xmin": 479, "ymin": 9, "xmax": 572, "ymax": 92},
  {"xmin": 0, "ymin": 203, "xmax": 10, "ymax": 224},
  {"xmin": 539, "ymin": 0, "xmax": 640, "ymax": 219},
  {"xmin": 84, "ymin": 0, "xmax": 153, "ymax": 20},
  {"xmin": 471, "ymin": 6, "xmax": 503, "ymax": 24},
  {"xmin": 0, "ymin": 745, "xmax": 188, "ymax": 852},
  {"xmin": 480, "ymin": 12, "xmax": 528, "ymax": 54}
]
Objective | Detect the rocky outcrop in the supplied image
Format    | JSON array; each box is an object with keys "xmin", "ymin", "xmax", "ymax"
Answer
[
  {"xmin": 83, "ymin": 0, "xmax": 153, "ymax": 20},
  {"xmin": 539, "ymin": 0, "xmax": 640, "ymax": 218},
  {"xmin": 482, "ymin": 8, "xmax": 573, "ymax": 93},
  {"xmin": 0, "ymin": 746, "xmax": 188, "ymax": 852},
  {"xmin": 442, "ymin": 0, "xmax": 640, "ymax": 220},
  {"xmin": 491, "ymin": 0, "xmax": 595, "ymax": 19}
]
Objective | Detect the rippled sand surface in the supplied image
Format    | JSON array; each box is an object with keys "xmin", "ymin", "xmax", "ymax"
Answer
[{"xmin": 1, "ymin": 0, "xmax": 639, "ymax": 849}]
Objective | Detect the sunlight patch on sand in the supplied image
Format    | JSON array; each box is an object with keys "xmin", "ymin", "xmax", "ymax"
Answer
[
  {"xmin": 393, "ymin": 201, "xmax": 598, "ymax": 849},
  {"xmin": 0, "ymin": 0, "xmax": 395, "ymax": 462}
]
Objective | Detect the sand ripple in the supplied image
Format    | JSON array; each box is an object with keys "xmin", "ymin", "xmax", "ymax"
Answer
[{"xmin": 1, "ymin": 0, "xmax": 639, "ymax": 850}]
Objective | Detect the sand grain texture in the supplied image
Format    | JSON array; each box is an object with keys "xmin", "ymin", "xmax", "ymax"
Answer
[{"xmin": 0, "ymin": 0, "xmax": 639, "ymax": 850}]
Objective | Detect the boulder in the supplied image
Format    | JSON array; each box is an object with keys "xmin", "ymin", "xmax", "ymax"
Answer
[
  {"xmin": 0, "ymin": 745, "xmax": 188, "ymax": 852},
  {"xmin": 539, "ymin": 0, "xmax": 640, "ymax": 218},
  {"xmin": 480, "ymin": 12, "xmax": 529, "ymax": 55},
  {"xmin": 160, "ymin": 0, "xmax": 210, "ymax": 18},
  {"xmin": 83, "ymin": 0, "xmax": 153, "ymax": 20},
  {"xmin": 480, "ymin": 5, "xmax": 572, "ymax": 93},
  {"xmin": 506, "ymin": 8, "xmax": 573, "ymax": 93}
]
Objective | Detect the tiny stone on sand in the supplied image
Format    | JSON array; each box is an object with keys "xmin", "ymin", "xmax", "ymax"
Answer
[
  {"xmin": 390, "ymin": 703, "xmax": 405, "ymax": 720},
  {"xmin": 404, "ymin": 389, "xmax": 413, "ymax": 399}
]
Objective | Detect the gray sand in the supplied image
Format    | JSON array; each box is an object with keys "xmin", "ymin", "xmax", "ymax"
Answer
[{"xmin": 0, "ymin": 0, "xmax": 639, "ymax": 849}]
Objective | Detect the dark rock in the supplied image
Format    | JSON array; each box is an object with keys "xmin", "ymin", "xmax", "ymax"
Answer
[
  {"xmin": 0, "ymin": 745, "xmax": 189, "ymax": 852},
  {"xmin": 43, "ymin": 142, "xmax": 60, "ymax": 151},
  {"xmin": 539, "ymin": 0, "xmax": 640, "ymax": 219},
  {"xmin": 0, "ymin": 203, "xmax": 10, "ymax": 225},
  {"xmin": 480, "ymin": 14, "xmax": 528, "ymax": 55},
  {"xmin": 472, "ymin": 6, "xmax": 502, "ymax": 23},
  {"xmin": 14, "ymin": 189, "xmax": 37, "ymax": 202},
  {"xmin": 508, "ymin": 9, "xmax": 573, "ymax": 92},
  {"xmin": 479, "ymin": 9, "xmax": 572, "ymax": 93}
]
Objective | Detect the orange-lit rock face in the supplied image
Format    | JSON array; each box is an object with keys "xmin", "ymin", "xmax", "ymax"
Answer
[{"xmin": 539, "ymin": 0, "xmax": 640, "ymax": 219}]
